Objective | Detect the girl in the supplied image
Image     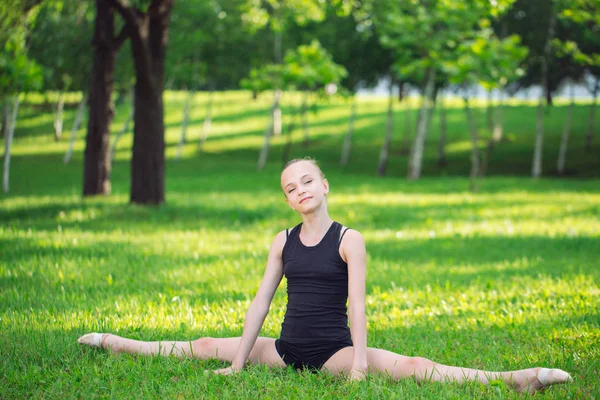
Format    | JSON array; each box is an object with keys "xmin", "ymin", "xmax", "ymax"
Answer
[{"xmin": 78, "ymin": 158, "xmax": 572, "ymax": 394}]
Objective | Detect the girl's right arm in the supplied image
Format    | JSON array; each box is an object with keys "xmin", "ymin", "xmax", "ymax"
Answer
[{"xmin": 221, "ymin": 230, "xmax": 286, "ymax": 373}]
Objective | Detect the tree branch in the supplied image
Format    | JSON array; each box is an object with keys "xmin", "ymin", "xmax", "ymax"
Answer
[
  {"xmin": 105, "ymin": 0, "xmax": 138, "ymax": 30},
  {"xmin": 113, "ymin": 24, "xmax": 129, "ymax": 50}
]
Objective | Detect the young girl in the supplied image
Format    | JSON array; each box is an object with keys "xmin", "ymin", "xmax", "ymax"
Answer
[{"xmin": 78, "ymin": 158, "xmax": 572, "ymax": 393}]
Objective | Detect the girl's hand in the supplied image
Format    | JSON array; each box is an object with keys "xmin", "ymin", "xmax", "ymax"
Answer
[
  {"xmin": 212, "ymin": 366, "xmax": 239, "ymax": 376},
  {"xmin": 349, "ymin": 368, "xmax": 367, "ymax": 381}
]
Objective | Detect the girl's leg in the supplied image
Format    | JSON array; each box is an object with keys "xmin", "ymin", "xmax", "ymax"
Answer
[
  {"xmin": 78, "ymin": 333, "xmax": 285, "ymax": 367},
  {"xmin": 322, "ymin": 347, "xmax": 571, "ymax": 393}
]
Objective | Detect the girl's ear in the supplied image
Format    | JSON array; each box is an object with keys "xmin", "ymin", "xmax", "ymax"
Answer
[{"xmin": 323, "ymin": 178, "xmax": 329, "ymax": 195}]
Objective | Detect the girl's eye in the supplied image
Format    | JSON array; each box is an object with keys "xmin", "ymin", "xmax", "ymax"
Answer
[
  {"xmin": 288, "ymin": 188, "xmax": 295, "ymax": 193},
  {"xmin": 304, "ymin": 180, "xmax": 312, "ymax": 184}
]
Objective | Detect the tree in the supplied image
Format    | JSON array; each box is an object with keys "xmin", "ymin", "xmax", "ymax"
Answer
[
  {"xmin": 83, "ymin": 0, "xmax": 128, "ymax": 197},
  {"xmin": 108, "ymin": 0, "xmax": 175, "ymax": 205}
]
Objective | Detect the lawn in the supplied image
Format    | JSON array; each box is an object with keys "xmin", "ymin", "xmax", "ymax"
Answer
[{"xmin": 1, "ymin": 91, "xmax": 599, "ymax": 398}]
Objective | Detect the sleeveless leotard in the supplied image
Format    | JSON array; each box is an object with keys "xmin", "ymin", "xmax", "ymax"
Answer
[{"xmin": 274, "ymin": 221, "xmax": 353, "ymax": 370}]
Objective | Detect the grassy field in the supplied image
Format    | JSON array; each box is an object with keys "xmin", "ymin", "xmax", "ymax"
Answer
[{"xmin": 1, "ymin": 91, "xmax": 599, "ymax": 398}]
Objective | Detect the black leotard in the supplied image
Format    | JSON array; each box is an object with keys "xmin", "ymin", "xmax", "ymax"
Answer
[{"xmin": 275, "ymin": 221, "xmax": 353, "ymax": 370}]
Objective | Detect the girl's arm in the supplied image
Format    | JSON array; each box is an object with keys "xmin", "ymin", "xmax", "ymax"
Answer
[
  {"xmin": 341, "ymin": 230, "xmax": 368, "ymax": 380},
  {"xmin": 228, "ymin": 230, "xmax": 286, "ymax": 372}
]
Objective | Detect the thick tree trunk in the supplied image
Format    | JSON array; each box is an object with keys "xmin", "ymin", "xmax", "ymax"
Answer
[
  {"xmin": 340, "ymin": 97, "xmax": 356, "ymax": 167},
  {"xmin": 585, "ymin": 81, "xmax": 598, "ymax": 153},
  {"xmin": 377, "ymin": 82, "xmax": 395, "ymax": 176},
  {"xmin": 557, "ymin": 85, "xmax": 574, "ymax": 175},
  {"xmin": 532, "ymin": 11, "xmax": 556, "ymax": 178},
  {"xmin": 109, "ymin": 95, "xmax": 134, "ymax": 167},
  {"xmin": 486, "ymin": 90, "xmax": 493, "ymax": 135},
  {"xmin": 258, "ymin": 89, "xmax": 281, "ymax": 170},
  {"xmin": 464, "ymin": 96, "xmax": 480, "ymax": 191},
  {"xmin": 110, "ymin": 0, "xmax": 174, "ymax": 205},
  {"xmin": 3, "ymin": 96, "xmax": 19, "ymax": 193},
  {"xmin": 83, "ymin": 1, "xmax": 117, "ymax": 196},
  {"xmin": 176, "ymin": 90, "xmax": 194, "ymax": 160},
  {"xmin": 408, "ymin": 68, "xmax": 436, "ymax": 180},
  {"xmin": 437, "ymin": 90, "xmax": 447, "ymax": 167},
  {"xmin": 54, "ymin": 91, "xmax": 64, "ymax": 141},
  {"xmin": 64, "ymin": 93, "xmax": 88, "ymax": 164},
  {"xmin": 198, "ymin": 87, "xmax": 213, "ymax": 151}
]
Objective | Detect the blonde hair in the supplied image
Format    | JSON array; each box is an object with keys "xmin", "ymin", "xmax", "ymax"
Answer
[{"xmin": 281, "ymin": 157, "xmax": 325, "ymax": 180}]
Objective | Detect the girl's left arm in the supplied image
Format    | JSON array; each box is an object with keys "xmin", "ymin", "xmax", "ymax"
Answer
[{"xmin": 342, "ymin": 229, "xmax": 368, "ymax": 380}]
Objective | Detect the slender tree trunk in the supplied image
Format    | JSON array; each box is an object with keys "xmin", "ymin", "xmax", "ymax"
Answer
[
  {"xmin": 198, "ymin": 86, "xmax": 214, "ymax": 151},
  {"xmin": 377, "ymin": 82, "xmax": 395, "ymax": 176},
  {"xmin": 437, "ymin": 90, "xmax": 447, "ymax": 167},
  {"xmin": 400, "ymin": 96, "xmax": 412, "ymax": 155},
  {"xmin": 557, "ymin": 84, "xmax": 575, "ymax": 175},
  {"xmin": 64, "ymin": 93, "xmax": 88, "ymax": 164},
  {"xmin": 83, "ymin": 1, "xmax": 118, "ymax": 196},
  {"xmin": 532, "ymin": 11, "xmax": 556, "ymax": 178},
  {"xmin": 272, "ymin": 28, "xmax": 283, "ymax": 136},
  {"xmin": 109, "ymin": 95, "xmax": 134, "ymax": 167},
  {"xmin": 464, "ymin": 95, "xmax": 480, "ymax": 191},
  {"xmin": 340, "ymin": 96, "xmax": 356, "ymax": 167},
  {"xmin": 258, "ymin": 89, "xmax": 281, "ymax": 170},
  {"xmin": 176, "ymin": 89, "xmax": 194, "ymax": 160},
  {"xmin": 486, "ymin": 90, "xmax": 493, "ymax": 135},
  {"xmin": 282, "ymin": 104, "xmax": 298, "ymax": 166},
  {"xmin": 1, "ymin": 100, "xmax": 8, "ymax": 139},
  {"xmin": 302, "ymin": 91, "xmax": 309, "ymax": 148},
  {"xmin": 408, "ymin": 68, "xmax": 436, "ymax": 180},
  {"xmin": 585, "ymin": 80, "xmax": 598, "ymax": 153},
  {"xmin": 54, "ymin": 91, "xmax": 65, "ymax": 141},
  {"xmin": 110, "ymin": 0, "xmax": 174, "ymax": 204},
  {"xmin": 3, "ymin": 96, "xmax": 19, "ymax": 193},
  {"xmin": 491, "ymin": 89, "xmax": 504, "ymax": 145}
]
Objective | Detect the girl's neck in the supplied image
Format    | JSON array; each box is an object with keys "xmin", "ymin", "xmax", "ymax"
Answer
[{"xmin": 300, "ymin": 210, "xmax": 333, "ymax": 236}]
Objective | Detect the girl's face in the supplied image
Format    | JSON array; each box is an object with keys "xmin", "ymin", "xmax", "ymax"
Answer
[{"xmin": 280, "ymin": 161, "xmax": 329, "ymax": 212}]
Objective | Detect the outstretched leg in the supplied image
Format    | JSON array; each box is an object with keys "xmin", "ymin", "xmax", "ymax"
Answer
[
  {"xmin": 78, "ymin": 333, "xmax": 285, "ymax": 367},
  {"xmin": 322, "ymin": 347, "xmax": 571, "ymax": 394}
]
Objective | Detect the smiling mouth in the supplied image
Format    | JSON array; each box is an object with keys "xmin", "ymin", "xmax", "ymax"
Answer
[{"xmin": 300, "ymin": 197, "xmax": 312, "ymax": 204}]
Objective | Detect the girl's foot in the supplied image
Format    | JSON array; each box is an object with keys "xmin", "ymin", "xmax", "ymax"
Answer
[
  {"xmin": 514, "ymin": 368, "xmax": 572, "ymax": 394},
  {"xmin": 77, "ymin": 333, "xmax": 106, "ymax": 348}
]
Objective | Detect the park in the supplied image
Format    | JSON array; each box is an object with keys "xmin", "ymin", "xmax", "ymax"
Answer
[{"xmin": 1, "ymin": 0, "xmax": 599, "ymax": 398}]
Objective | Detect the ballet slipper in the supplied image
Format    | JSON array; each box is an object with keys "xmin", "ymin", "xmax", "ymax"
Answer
[
  {"xmin": 537, "ymin": 368, "xmax": 572, "ymax": 387},
  {"xmin": 77, "ymin": 332, "xmax": 105, "ymax": 348}
]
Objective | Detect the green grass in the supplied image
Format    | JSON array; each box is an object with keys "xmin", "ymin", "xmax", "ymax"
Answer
[{"xmin": 1, "ymin": 91, "xmax": 599, "ymax": 398}]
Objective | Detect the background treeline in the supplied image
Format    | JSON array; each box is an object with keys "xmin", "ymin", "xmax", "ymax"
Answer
[{"xmin": 1, "ymin": 0, "xmax": 598, "ymax": 204}]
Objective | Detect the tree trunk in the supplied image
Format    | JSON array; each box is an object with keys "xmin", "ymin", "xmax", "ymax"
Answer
[
  {"xmin": 3, "ymin": 96, "xmax": 19, "ymax": 193},
  {"xmin": 83, "ymin": 1, "xmax": 118, "ymax": 196},
  {"xmin": 400, "ymin": 96, "xmax": 412, "ymax": 155},
  {"xmin": 110, "ymin": 0, "xmax": 174, "ymax": 205},
  {"xmin": 532, "ymin": 11, "xmax": 556, "ymax": 178},
  {"xmin": 54, "ymin": 91, "xmax": 64, "ymax": 141},
  {"xmin": 258, "ymin": 89, "xmax": 281, "ymax": 170},
  {"xmin": 408, "ymin": 68, "xmax": 436, "ymax": 180},
  {"xmin": 377, "ymin": 82, "xmax": 395, "ymax": 176},
  {"xmin": 557, "ymin": 84, "xmax": 574, "ymax": 175},
  {"xmin": 64, "ymin": 93, "xmax": 88, "ymax": 165},
  {"xmin": 109, "ymin": 95, "xmax": 134, "ymax": 167},
  {"xmin": 176, "ymin": 89, "xmax": 194, "ymax": 160},
  {"xmin": 282, "ymin": 105, "xmax": 298, "ymax": 166},
  {"xmin": 272, "ymin": 28, "xmax": 283, "ymax": 136},
  {"xmin": 1, "ymin": 100, "xmax": 8, "ymax": 139},
  {"xmin": 486, "ymin": 90, "xmax": 493, "ymax": 135},
  {"xmin": 302, "ymin": 91, "xmax": 309, "ymax": 148},
  {"xmin": 340, "ymin": 96, "xmax": 356, "ymax": 167},
  {"xmin": 437, "ymin": 90, "xmax": 447, "ymax": 167},
  {"xmin": 464, "ymin": 95, "xmax": 480, "ymax": 191},
  {"xmin": 491, "ymin": 89, "xmax": 504, "ymax": 145},
  {"xmin": 198, "ymin": 86, "xmax": 213, "ymax": 151},
  {"xmin": 585, "ymin": 80, "xmax": 598, "ymax": 153}
]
